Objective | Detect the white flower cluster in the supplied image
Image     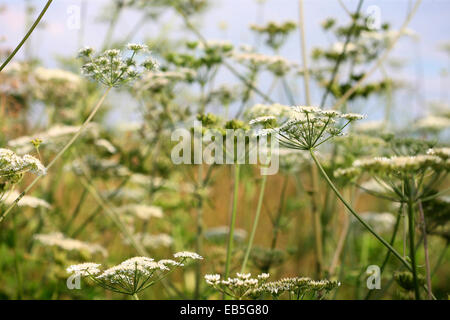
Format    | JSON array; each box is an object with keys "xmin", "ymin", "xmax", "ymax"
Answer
[
  {"xmin": 249, "ymin": 116, "xmax": 276, "ymax": 125},
  {"xmin": 79, "ymin": 44, "xmax": 158, "ymax": 87},
  {"xmin": 360, "ymin": 28, "xmax": 418, "ymax": 44},
  {"xmin": 254, "ymin": 277, "xmax": 340, "ymax": 298},
  {"xmin": 34, "ymin": 232, "xmax": 108, "ymax": 256},
  {"xmin": 124, "ymin": 233, "xmax": 173, "ymax": 249},
  {"xmin": 353, "ymin": 155, "xmax": 447, "ymax": 175},
  {"xmin": 116, "ymin": 204, "xmax": 163, "ymax": 220},
  {"xmin": 8, "ymin": 123, "xmax": 99, "ymax": 154},
  {"xmin": 415, "ymin": 115, "xmax": 450, "ymax": 132},
  {"xmin": 2, "ymin": 190, "xmax": 51, "ymax": 209},
  {"xmin": 246, "ymin": 103, "xmax": 294, "ymax": 120},
  {"xmin": 354, "ymin": 120, "xmax": 386, "ymax": 133},
  {"xmin": 330, "ymin": 41, "xmax": 358, "ymax": 54},
  {"xmin": 173, "ymin": 251, "xmax": 203, "ymax": 260},
  {"xmin": 232, "ymin": 52, "xmax": 298, "ymax": 76},
  {"xmin": 34, "ymin": 67, "xmax": 81, "ymax": 84},
  {"xmin": 94, "ymin": 139, "xmax": 117, "ymax": 154},
  {"xmin": 427, "ymin": 147, "xmax": 450, "ymax": 160},
  {"xmin": 96, "ymin": 257, "xmax": 168, "ymax": 284},
  {"xmin": 66, "ymin": 263, "xmax": 101, "ymax": 276},
  {"xmin": 0, "ymin": 148, "xmax": 46, "ymax": 177},
  {"xmin": 136, "ymin": 68, "xmax": 196, "ymax": 92},
  {"xmin": 204, "ymin": 272, "xmax": 270, "ymax": 299},
  {"xmin": 67, "ymin": 251, "xmax": 202, "ymax": 295},
  {"xmin": 250, "ymin": 105, "xmax": 365, "ymax": 150},
  {"xmin": 335, "ymin": 150, "xmax": 449, "ymax": 201}
]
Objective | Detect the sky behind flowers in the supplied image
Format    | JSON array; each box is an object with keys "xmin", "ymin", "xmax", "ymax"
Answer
[{"xmin": 1, "ymin": 0, "xmax": 449, "ymax": 123}]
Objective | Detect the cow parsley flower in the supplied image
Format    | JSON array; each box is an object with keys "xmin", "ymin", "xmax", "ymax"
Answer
[
  {"xmin": 124, "ymin": 233, "xmax": 173, "ymax": 249},
  {"xmin": 78, "ymin": 44, "xmax": 158, "ymax": 87},
  {"xmin": 253, "ymin": 277, "xmax": 340, "ymax": 299},
  {"xmin": 336, "ymin": 153, "xmax": 448, "ymax": 202},
  {"xmin": 0, "ymin": 148, "xmax": 46, "ymax": 186},
  {"xmin": 34, "ymin": 232, "xmax": 108, "ymax": 257},
  {"xmin": 249, "ymin": 105, "xmax": 365, "ymax": 150},
  {"xmin": 67, "ymin": 252, "xmax": 203, "ymax": 298},
  {"xmin": 66, "ymin": 263, "xmax": 101, "ymax": 276},
  {"xmin": 204, "ymin": 272, "xmax": 269, "ymax": 299},
  {"xmin": 173, "ymin": 251, "xmax": 203, "ymax": 260},
  {"xmin": 116, "ymin": 204, "xmax": 163, "ymax": 220},
  {"xmin": 2, "ymin": 191, "xmax": 51, "ymax": 209}
]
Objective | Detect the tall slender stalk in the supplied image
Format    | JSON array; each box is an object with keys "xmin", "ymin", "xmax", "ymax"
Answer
[
  {"xmin": 298, "ymin": 0, "xmax": 311, "ymax": 106},
  {"xmin": 417, "ymin": 200, "xmax": 433, "ymax": 300},
  {"xmin": 298, "ymin": 0, "xmax": 311, "ymax": 105},
  {"xmin": 224, "ymin": 164, "xmax": 241, "ymax": 280},
  {"xmin": 328, "ymin": 187, "xmax": 353, "ymax": 276},
  {"xmin": 407, "ymin": 200, "xmax": 421, "ymax": 300},
  {"xmin": 194, "ymin": 164, "xmax": 204, "ymax": 299},
  {"xmin": 0, "ymin": 0, "xmax": 53, "ymax": 72},
  {"xmin": 299, "ymin": 0, "xmax": 324, "ymax": 277},
  {"xmin": 309, "ymin": 165, "xmax": 323, "ymax": 276},
  {"xmin": 240, "ymin": 174, "xmax": 267, "ymax": 273},
  {"xmin": 0, "ymin": 88, "xmax": 111, "ymax": 224}
]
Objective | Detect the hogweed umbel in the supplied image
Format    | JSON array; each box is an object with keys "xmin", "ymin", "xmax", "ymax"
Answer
[{"xmin": 67, "ymin": 252, "xmax": 202, "ymax": 299}]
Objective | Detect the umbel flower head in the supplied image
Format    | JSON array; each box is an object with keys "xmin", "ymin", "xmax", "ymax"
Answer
[
  {"xmin": 204, "ymin": 273, "xmax": 339, "ymax": 300},
  {"xmin": 0, "ymin": 148, "xmax": 46, "ymax": 178},
  {"xmin": 334, "ymin": 151, "xmax": 449, "ymax": 202},
  {"xmin": 1, "ymin": 148, "xmax": 46, "ymax": 197},
  {"xmin": 253, "ymin": 277, "xmax": 340, "ymax": 300},
  {"xmin": 204, "ymin": 272, "xmax": 270, "ymax": 300},
  {"xmin": 78, "ymin": 43, "xmax": 158, "ymax": 87},
  {"xmin": 250, "ymin": 106, "xmax": 365, "ymax": 150},
  {"xmin": 67, "ymin": 252, "xmax": 202, "ymax": 296},
  {"xmin": 34, "ymin": 232, "xmax": 107, "ymax": 257},
  {"xmin": 250, "ymin": 20, "xmax": 297, "ymax": 50}
]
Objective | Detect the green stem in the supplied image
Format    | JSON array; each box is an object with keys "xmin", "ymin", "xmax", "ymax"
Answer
[
  {"xmin": 194, "ymin": 164, "xmax": 204, "ymax": 299},
  {"xmin": 0, "ymin": 0, "xmax": 53, "ymax": 72},
  {"xmin": 309, "ymin": 149, "xmax": 412, "ymax": 272},
  {"xmin": 417, "ymin": 200, "xmax": 433, "ymax": 299},
  {"xmin": 407, "ymin": 200, "xmax": 421, "ymax": 300},
  {"xmin": 224, "ymin": 164, "xmax": 241, "ymax": 280},
  {"xmin": 132, "ymin": 293, "xmax": 140, "ymax": 300},
  {"xmin": 298, "ymin": 0, "xmax": 313, "ymax": 105},
  {"xmin": 309, "ymin": 165, "xmax": 323, "ymax": 277},
  {"xmin": 240, "ymin": 174, "xmax": 267, "ymax": 273}
]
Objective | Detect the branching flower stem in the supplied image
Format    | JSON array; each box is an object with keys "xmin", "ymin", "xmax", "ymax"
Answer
[
  {"xmin": 309, "ymin": 149, "xmax": 412, "ymax": 272},
  {"xmin": 0, "ymin": 88, "xmax": 111, "ymax": 224},
  {"xmin": 332, "ymin": 0, "xmax": 422, "ymax": 110},
  {"xmin": 175, "ymin": 8, "xmax": 274, "ymax": 104},
  {"xmin": 0, "ymin": 0, "xmax": 53, "ymax": 72}
]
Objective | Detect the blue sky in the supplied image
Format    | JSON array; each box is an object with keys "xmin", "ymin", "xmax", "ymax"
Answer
[{"xmin": 1, "ymin": 0, "xmax": 449, "ymax": 124}]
